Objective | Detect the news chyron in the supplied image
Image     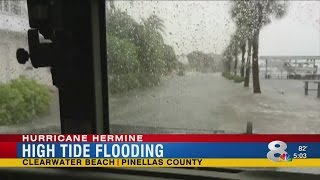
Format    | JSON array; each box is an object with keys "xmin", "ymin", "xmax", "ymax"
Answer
[{"xmin": 0, "ymin": 134, "xmax": 319, "ymax": 167}]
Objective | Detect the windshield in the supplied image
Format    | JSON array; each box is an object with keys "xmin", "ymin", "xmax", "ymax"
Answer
[
  {"xmin": 106, "ymin": 0, "xmax": 320, "ymax": 174},
  {"xmin": 0, "ymin": 0, "xmax": 320, "ymax": 175},
  {"xmin": 107, "ymin": 0, "xmax": 320, "ymax": 134}
]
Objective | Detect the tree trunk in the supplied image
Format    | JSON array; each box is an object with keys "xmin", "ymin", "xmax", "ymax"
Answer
[
  {"xmin": 244, "ymin": 40, "xmax": 252, "ymax": 87},
  {"xmin": 228, "ymin": 59, "xmax": 231, "ymax": 73},
  {"xmin": 252, "ymin": 30, "xmax": 261, "ymax": 93},
  {"xmin": 250, "ymin": 2, "xmax": 263, "ymax": 93},
  {"xmin": 234, "ymin": 55, "xmax": 238, "ymax": 76},
  {"xmin": 240, "ymin": 43, "xmax": 246, "ymax": 77},
  {"xmin": 224, "ymin": 59, "xmax": 231, "ymax": 74}
]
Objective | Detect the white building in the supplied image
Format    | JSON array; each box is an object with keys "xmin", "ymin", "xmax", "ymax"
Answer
[{"xmin": 0, "ymin": 1, "xmax": 52, "ymax": 85}]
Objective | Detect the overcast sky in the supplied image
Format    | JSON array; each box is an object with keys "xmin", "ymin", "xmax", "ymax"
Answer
[{"xmin": 114, "ymin": 0, "xmax": 320, "ymax": 56}]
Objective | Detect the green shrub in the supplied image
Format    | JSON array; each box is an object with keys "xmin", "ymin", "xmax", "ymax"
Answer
[
  {"xmin": 138, "ymin": 73, "xmax": 160, "ymax": 87},
  {"xmin": 222, "ymin": 72, "xmax": 234, "ymax": 80},
  {"xmin": 177, "ymin": 70, "xmax": 185, "ymax": 76},
  {"xmin": 110, "ymin": 73, "xmax": 140, "ymax": 93},
  {"xmin": 107, "ymin": 34, "xmax": 140, "ymax": 75},
  {"xmin": 233, "ymin": 75, "xmax": 245, "ymax": 83},
  {"xmin": 0, "ymin": 77, "xmax": 51, "ymax": 125},
  {"xmin": 110, "ymin": 72, "xmax": 161, "ymax": 94}
]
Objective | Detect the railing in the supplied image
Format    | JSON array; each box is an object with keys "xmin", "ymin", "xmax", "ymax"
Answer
[{"xmin": 304, "ymin": 80, "xmax": 320, "ymax": 98}]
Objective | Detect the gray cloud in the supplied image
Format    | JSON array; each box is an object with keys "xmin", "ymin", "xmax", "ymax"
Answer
[{"xmin": 114, "ymin": 1, "xmax": 320, "ymax": 56}]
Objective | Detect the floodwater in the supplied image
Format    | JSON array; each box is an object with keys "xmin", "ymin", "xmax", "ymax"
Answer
[
  {"xmin": 1, "ymin": 72, "xmax": 320, "ymax": 134},
  {"xmin": 1, "ymin": 72, "xmax": 320, "ymax": 174},
  {"xmin": 110, "ymin": 72, "xmax": 320, "ymax": 134}
]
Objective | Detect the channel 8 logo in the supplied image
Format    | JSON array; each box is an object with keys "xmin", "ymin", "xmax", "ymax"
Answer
[{"xmin": 267, "ymin": 140, "xmax": 291, "ymax": 162}]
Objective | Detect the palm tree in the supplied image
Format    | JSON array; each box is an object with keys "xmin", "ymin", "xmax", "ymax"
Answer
[
  {"xmin": 250, "ymin": 0, "xmax": 288, "ymax": 93},
  {"xmin": 230, "ymin": 33, "xmax": 241, "ymax": 76},
  {"xmin": 142, "ymin": 15, "xmax": 166, "ymax": 46},
  {"xmin": 239, "ymin": 39, "xmax": 246, "ymax": 78},
  {"xmin": 244, "ymin": 38, "xmax": 252, "ymax": 87},
  {"xmin": 230, "ymin": 0, "xmax": 288, "ymax": 92},
  {"xmin": 231, "ymin": 1, "xmax": 250, "ymax": 78},
  {"xmin": 143, "ymin": 15, "xmax": 165, "ymax": 33},
  {"xmin": 139, "ymin": 15, "xmax": 167, "ymax": 75},
  {"xmin": 230, "ymin": 0, "xmax": 254, "ymax": 84},
  {"xmin": 222, "ymin": 45, "xmax": 233, "ymax": 74}
]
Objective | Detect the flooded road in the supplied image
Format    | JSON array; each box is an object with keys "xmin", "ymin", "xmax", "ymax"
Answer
[
  {"xmin": 110, "ymin": 72, "xmax": 320, "ymax": 134},
  {"xmin": 1, "ymin": 72, "xmax": 319, "ymax": 135},
  {"xmin": 1, "ymin": 72, "xmax": 320, "ymax": 174}
]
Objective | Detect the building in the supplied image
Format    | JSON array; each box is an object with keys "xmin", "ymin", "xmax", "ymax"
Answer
[{"xmin": 0, "ymin": 1, "xmax": 52, "ymax": 85}]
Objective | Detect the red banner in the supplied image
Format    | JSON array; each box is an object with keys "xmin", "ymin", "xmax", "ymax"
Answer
[{"xmin": 0, "ymin": 134, "xmax": 320, "ymax": 142}]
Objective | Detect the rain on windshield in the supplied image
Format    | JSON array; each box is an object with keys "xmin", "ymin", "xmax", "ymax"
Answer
[
  {"xmin": 0, "ymin": 0, "xmax": 320, "ymax": 175},
  {"xmin": 107, "ymin": 0, "xmax": 320, "ymax": 134},
  {"xmin": 0, "ymin": 1, "xmax": 320, "ymax": 135}
]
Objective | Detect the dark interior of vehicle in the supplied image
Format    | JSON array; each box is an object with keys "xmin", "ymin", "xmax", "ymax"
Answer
[{"xmin": 1, "ymin": 0, "xmax": 320, "ymax": 179}]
